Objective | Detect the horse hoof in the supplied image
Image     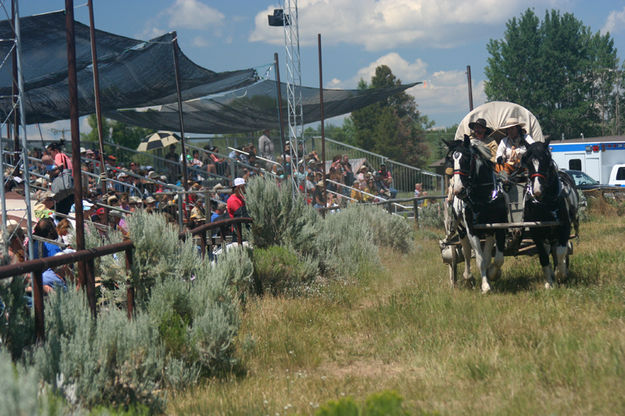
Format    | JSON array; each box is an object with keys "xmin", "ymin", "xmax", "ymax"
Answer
[
  {"xmin": 481, "ymin": 283, "xmax": 491, "ymax": 293},
  {"xmin": 487, "ymin": 265, "xmax": 501, "ymax": 281},
  {"xmin": 544, "ymin": 282, "xmax": 553, "ymax": 289}
]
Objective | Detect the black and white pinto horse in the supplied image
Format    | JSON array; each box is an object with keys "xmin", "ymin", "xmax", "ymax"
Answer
[
  {"xmin": 445, "ymin": 136, "xmax": 508, "ymax": 293},
  {"xmin": 521, "ymin": 140, "xmax": 579, "ymax": 288}
]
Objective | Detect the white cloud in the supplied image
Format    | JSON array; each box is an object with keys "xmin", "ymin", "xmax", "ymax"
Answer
[
  {"xmin": 193, "ymin": 36, "xmax": 209, "ymax": 47},
  {"xmin": 250, "ymin": 0, "xmax": 555, "ymax": 50},
  {"xmin": 331, "ymin": 53, "xmax": 488, "ymax": 126},
  {"xmin": 167, "ymin": 0, "xmax": 225, "ymax": 30},
  {"xmin": 329, "ymin": 52, "xmax": 427, "ymax": 88},
  {"xmin": 602, "ymin": 6, "xmax": 625, "ymax": 35}
]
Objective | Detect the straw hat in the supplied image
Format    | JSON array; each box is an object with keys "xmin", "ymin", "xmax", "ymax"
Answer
[{"xmin": 500, "ymin": 117, "xmax": 525, "ymax": 130}]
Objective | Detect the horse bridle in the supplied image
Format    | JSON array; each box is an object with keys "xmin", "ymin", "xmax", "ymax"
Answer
[
  {"xmin": 526, "ymin": 158, "xmax": 559, "ymax": 203},
  {"xmin": 453, "ymin": 148, "xmax": 499, "ymax": 203}
]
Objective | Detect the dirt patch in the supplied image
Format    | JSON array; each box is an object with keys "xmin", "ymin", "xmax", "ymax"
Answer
[{"xmin": 317, "ymin": 359, "xmax": 424, "ymax": 379}]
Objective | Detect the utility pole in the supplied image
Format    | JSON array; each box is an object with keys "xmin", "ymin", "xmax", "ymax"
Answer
[{"xmin": 466, "ymin": 65, "xmax": 474, "ymax": 111}]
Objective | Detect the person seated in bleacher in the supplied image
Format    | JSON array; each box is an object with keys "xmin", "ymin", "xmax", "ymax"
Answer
[
  {"xmin": 32, "ymin": 218, "xmax": 62, "ymax": 259},
  {"xmin": 350, "ymin": 181, "xmax": 364, "ymax": 203}
]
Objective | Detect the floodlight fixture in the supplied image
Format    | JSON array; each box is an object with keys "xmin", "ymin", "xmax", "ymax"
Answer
[{"xmin": 268, "ymin": 9, "xmax": 290, "ymax": 26}]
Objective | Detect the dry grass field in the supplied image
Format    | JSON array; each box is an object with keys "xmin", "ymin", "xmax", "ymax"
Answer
[{"xmin": 169, "ymin": 212, "xmax": 625, "ymax": 415}]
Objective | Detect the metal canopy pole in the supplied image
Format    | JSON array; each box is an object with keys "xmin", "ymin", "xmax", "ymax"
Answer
[
  {"xmin": 65, "ymin": 0, "xmax": 93, "ymax": 316},
  {"xmin": 318, "ymin": 34, "xmax": 326, "ymax": 205},
  {"xmin": 87, "ymin": 0, "xmax": 108, "ymax": 199},
  {"xmin": 13, "ymin": 0, "xmax": 33, "ymax": 260},
  {"xmin": 274, "ymin": 53, "xmax": 287, "ymax": 180},
  {"xmin": 11, "ymin": 0, "xmax": 19, "ymax": 163},
  {"xmin": 171, "ymin": 33, "xmax": 189, "ymax": 220},
  {"xmin": 15, "ymin": 0, "xmax": 42, "ymax": 339}
]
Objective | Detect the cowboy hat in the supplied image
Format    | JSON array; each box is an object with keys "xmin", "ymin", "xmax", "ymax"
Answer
[
  {"xmin": 500, "ymin": 117, "xmax": 525, "ymax": 130},
  {"xmin": 468, "ymin": 118, "xmax": 493, "ymax": 135}
]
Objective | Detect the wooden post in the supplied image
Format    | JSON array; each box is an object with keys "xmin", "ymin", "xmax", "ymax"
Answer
[
  {"xmin": 85, "ymin": 258, "xmax": 97, "ymax": 319},
  {"xmin": 413, "ymin": 198, "xmax": 419, "ymax": 227},
  {"xmin": 200, "ymin": 231, "xmax": 207, "ymax": 258},
  {"xmin": 32, "ymin": 270, "xmax": 45, "ymax": 342},
  {"xmin": 125, "ymin": 247, "xmax": 134, "ymax": 320},
  {"xmin": 66, "ymin": 0, "xmax": 92, "ymax": 316},
  {"xmin": 235, "ymin": 222, "xmax": 243, "ymax": 245}
]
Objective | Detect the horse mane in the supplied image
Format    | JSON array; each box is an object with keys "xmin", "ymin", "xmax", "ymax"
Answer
[{"xmin": 470, "ymin": 139, "xmax": 494, "ymax": 165}]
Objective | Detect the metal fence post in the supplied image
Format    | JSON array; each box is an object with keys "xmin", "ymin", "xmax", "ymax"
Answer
[{"xmin": 413, "ymin": 198, "xmax": 419, "ymax": 227}]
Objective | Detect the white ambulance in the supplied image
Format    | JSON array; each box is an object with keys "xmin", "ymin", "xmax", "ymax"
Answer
[{"xmin": 549, "ymin": 136, "xmax": 625, "ymax": 186}]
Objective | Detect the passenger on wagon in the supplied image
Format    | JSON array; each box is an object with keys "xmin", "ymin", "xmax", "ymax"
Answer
[{"xmin": 496, "ymin": 117, "xmax": 535, "ymax": 174}]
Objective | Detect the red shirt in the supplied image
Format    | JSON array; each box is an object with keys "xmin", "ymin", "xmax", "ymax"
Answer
[{"xmin": 226, "ymin": 193, "xmax": 245, "ymax": 218}]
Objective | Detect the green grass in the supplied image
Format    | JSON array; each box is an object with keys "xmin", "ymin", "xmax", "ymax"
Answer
[{"xmin": 168, "ymin": 216, "xmax": 625, "ymax": 415}]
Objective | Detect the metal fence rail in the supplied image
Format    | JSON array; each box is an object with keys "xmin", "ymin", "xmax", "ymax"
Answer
[
  {"xmin": 0, "ymin": 217, "xmax": 253, "ymax": 342},
  {"xmin": 304, "ymin": 135, "xmax": 444, "ymax": 194}
]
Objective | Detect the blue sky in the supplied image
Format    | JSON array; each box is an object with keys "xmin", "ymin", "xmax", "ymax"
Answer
[{"xmin": 17, "ymin": 0, "xmax": 625, "ymax": 140}]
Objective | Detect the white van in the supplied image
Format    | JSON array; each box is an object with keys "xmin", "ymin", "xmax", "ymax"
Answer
[{"xmin": 608, "ymin": 164, "xmax": 625, "ymax": 187}]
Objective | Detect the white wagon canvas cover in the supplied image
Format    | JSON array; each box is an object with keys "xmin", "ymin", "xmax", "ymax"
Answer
[{"xmin": 454, "ymin": 101, "xmax": 545, "ymax": 143}]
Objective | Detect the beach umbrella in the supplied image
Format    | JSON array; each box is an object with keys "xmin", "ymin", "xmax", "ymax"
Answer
[{"xmin": 137, "ymin": 131, "xmax": 180, "ymax": 152}]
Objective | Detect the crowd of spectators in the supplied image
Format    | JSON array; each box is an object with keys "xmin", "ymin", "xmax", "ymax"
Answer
[{"xmin": 2, "ymin": 133, "xmax": 407, "ymax": 299}]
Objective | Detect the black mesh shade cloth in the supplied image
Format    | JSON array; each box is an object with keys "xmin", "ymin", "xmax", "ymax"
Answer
[
  {"xmin": 0, "ymin": 11, "xmax": 257, "ymax": 123},
  {"xmin": 107, "ymin": 79, "xmax": 421, "ymax": 134}
]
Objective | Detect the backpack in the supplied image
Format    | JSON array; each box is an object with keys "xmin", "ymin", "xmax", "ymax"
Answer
[{"xmin": 51, "ymin": 170, "xmax": 74, "ymax": 201}]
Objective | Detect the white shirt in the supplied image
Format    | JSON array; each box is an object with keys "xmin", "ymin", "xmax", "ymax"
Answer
[{"xmin": 496, "ymin": 133, "xmax": 535, "ymax": 163}]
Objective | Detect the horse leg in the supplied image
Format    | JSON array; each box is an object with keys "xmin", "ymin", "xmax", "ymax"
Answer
[
  {"xmin": 467, "ymin": 233, "xmax": 490, "ymax": 293},
  {"xmin": 460, "ymin": 236, "xmax": 472, "ymax": 281},
  {"xmin": 488, "ymin": 230, "xmax": 505, "ymax": 281},
  {"xmin": 553, "ymin": 226, "xmax": 571, "ymax": 283},
  {"xmin": 553, "ymin": 245, "xmax": 568, "ymax": 283},
  {"xmin": 537, "ymin": 238, "xmax": 554, "ymax": 289}
]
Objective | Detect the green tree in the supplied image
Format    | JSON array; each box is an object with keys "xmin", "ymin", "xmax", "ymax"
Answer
[
  {"xmin": 350, "ymin": 65, "xmax": 432, "ymax": 167},
  {"xmin": 81, "ymin": 113, "xmax": 154, "ymax": 151},
  {"xmin": 485, "ymin": 9, "xmax": 621, "ymax": 139}
]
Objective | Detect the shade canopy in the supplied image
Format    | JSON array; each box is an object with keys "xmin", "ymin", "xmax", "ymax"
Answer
[
  {"xmin": 0, "ymin": 11, "xmax": 257, "ymax": 124},
  {"xmin": 137, "ymin": 132, "xmax": 180, "ymax": 152},
  {"xmin": 107, "ymin": 80, "xmax": 421, "ymax": 134},
  {"xmin": 455, "ymin": 101, "xmax": 544, "ymax": 142}
]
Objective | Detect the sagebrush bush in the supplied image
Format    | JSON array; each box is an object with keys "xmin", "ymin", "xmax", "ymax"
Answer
[
  {"xmin": 0, "ymin": 277, "xmax": 34, "ymax": 360},
  {"xmin": 316, "ymin": 206, "xmax": 380, "ymax": 278},
  {"xmin": 126, "ymin": 211, "xmax": 198, "ymax": 307},
  {"xmin": 252, "ymin": 245, "xmax": 318, "ymax": 295},
  {"xmin": 0, "ymin": 348, "xmax": 64, "ymax": 415},
  {"xmin": 418, "ymin": 200, "xmax": 445, "ymax": 228},
  {"xmin": 246, "ymin": 176, "xmax": 320, "ymax": 255},
  {"xmin": 341, "ymin": 204, "xmax": 415, "ymax": 253},
  {"xmin": 33, "ymin": 286, "xmax": 167, "ymax": 412},
  {"xmin": 83, "ymin": 222, "xmax": 128, "ymax": 308},
  {"xmin": 30, "ymin": 215, "xmax": 252, "ymax": 412}
]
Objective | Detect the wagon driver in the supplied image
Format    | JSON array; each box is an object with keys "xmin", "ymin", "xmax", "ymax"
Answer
[{"xmin": 469, "ymin": 118, "xmax": 497, "ymax": 163}]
